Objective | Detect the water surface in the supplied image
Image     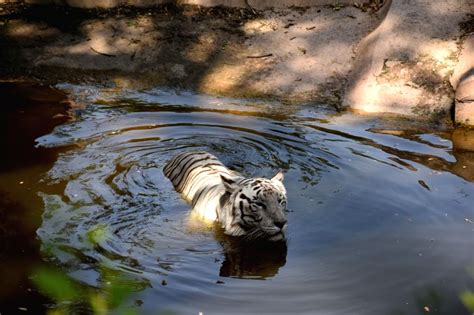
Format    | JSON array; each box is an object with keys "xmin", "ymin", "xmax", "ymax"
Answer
[{"xmin": 29, "ymin": 85, "xmax": 474, "ymax": 314}]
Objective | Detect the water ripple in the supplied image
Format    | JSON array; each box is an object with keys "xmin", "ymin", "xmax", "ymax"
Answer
[{"xmin": 36, "ymin": 86, "xmax": 474, "ymax": 315}]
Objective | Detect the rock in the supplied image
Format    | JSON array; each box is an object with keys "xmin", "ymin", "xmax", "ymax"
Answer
[
  {"xmin": 456, "ymin": 78, "xmax": 474, "ymax": 103},
  {"xmin": 455, "ymin": 101, "xmax": 474, "ymax": 126},
  {"xmin": 454, "ymin": 78, "xmax": 474, "ymax": 126},
  {"xmin": 344, "ymin": 0, "xmax": 472, "ymax": 117},
  {"xmin": 452, "ymin": 35, "xmax": 474, "ymax": 126},
  {"xmin": 450, "ymin": 36, "xmax": 474, "ymax": 89},
  {"xmin": 384, "ymin": 60, "xmax": 399, "ymax": 68}
]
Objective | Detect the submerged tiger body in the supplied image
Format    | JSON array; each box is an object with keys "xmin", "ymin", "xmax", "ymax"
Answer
[{"xmin": 163, "ymin": 151, "xmax": 288, "ymax": 241}]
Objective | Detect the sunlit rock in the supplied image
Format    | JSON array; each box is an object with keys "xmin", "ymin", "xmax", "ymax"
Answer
[
  {"xmin": 452, "ymin": 36, "xmax": 474, "ymax": 126},
  {"xmin": 344, "ymin": 0, "xmax": 471, "ymax": 118}
]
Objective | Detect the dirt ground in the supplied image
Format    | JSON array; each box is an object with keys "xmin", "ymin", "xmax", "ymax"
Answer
[
  {"xmin": 0, "ymin": 2, "xmax": 379, "ymax": 106},
  {"xmin": 0, "ymin": 1, "xmax": 473, "ymax": 124}
]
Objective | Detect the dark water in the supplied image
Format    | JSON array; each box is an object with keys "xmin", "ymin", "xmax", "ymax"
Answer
[
  {"xmin": 0, "ymin": 83, "xmax": 76, "ymax": 314},
  {"xmin": 2, "ymin": 84, "xmax": 474, "ymax": 315}
]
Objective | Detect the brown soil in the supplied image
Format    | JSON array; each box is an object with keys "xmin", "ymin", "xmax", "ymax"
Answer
[{"xmin": 0, "ymin": 2, "xmax": 378, "ymax": 105}]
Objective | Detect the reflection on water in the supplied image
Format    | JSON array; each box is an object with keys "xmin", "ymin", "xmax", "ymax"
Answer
[
  {"xmin": 215, "ymin": 230, "xmax": 288, "ymax": 279},
  {"xmin": 0, "ymin": 83, "xmax": 79, "ymax": 314},
  {"xmin": 452, "ymin": 128, "xmax": 474, "ymax": 182},
  {"xmin": 19, "ymin": 85, "xmax": 474, "ymax": 314}
]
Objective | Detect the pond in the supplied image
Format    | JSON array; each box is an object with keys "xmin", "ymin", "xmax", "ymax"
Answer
[{"xmin": 1, "ymin": 83, "xmax": 473, "ymax": 315}]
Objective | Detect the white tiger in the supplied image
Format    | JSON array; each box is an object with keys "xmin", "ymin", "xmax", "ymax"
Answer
[{"xmin": 163, "ymin": 151, "xmax": 288, "ymax": 241}]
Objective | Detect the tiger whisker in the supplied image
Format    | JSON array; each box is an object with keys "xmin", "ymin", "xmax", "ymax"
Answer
[
  {"xmin": 242, "ymin": 229, "xmax": 256, "ymax": 241},
  {"xmin": 251, "ymin": 229, "xmax": 266, "ymax": 241},
  {"xmin": 242, "ymin": 228, "xmax": 262, "ymax": 241}
]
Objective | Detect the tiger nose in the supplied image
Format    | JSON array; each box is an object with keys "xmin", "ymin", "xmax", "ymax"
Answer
[{"xmin": 274, "ymin": 220, "xmax": 287, "ymax": 230}]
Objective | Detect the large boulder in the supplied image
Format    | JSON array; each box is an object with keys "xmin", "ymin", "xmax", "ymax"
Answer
[
  {"xmin": 344, "ymin": 0, "xmax": 473, "ymax": 118},
  {"xmin": 452, "ymin": 36, "xmax": 474, "ymax": 126}
]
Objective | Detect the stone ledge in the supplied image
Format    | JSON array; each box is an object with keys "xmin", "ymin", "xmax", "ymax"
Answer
[
  {"xmin": 455, "ymin": 102, "xmax": 474, "ymax": 126},
  {"xmin": 451, "ymin": 36, "xmax": 474, "ymax": 89},
  {"xmin": 455, "ymin": 79, "xmax": 474, "ymax": 126},
  {"xmin": 343, "ymin": 0, "xmax": 473, "ymax": 119},
  {"xmin": 456, "ymin": 78, "xmax": 474, "ymax": 103},
  {"xmin": 452, "ymin": 35, "xmax": 474, "ymax": 126}
]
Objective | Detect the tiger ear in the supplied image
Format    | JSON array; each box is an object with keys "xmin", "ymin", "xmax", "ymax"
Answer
[
  {"xmin": 271, "ymin": 171, "xmax": 284, "ymax": 182},
  {"xmin": 220, "ymin": 175, "xmax": 238, "ymax": 193}
]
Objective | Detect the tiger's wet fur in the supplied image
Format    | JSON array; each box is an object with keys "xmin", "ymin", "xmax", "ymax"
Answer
[{"xmin": 163, "ymin": 151, "xmax": 288, "ymax": 241}]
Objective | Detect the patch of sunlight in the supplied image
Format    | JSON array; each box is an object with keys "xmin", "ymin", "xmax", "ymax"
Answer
[
  {"xmin": 199, "ymin": 64, "xmax": 244, "ymax": 94},
  {"xmin": 6, "ymin": 21, "xmax": 58, "ymax": 38},
  {"xmin": 69, "ymin": 35, "xmax": 116, "ymax": 55},
  {"xmin": 243, "ymin": 19, "xmax": 279, "ymax": 35},
  {"xmin": 356, "ymin": 84, "xmax": 381, "ymax": 113},
  {"xmin": 419, "ymin": 43, "xmax": 458, "ymax": 67},
  {"xmin": 185, "ymin": 211, "xmax": 216, "ymax": 235}
]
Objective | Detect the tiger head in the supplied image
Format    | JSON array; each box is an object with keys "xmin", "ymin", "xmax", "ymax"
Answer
[{"xmin": 220, "ymin": 172, "xmax": 288, "ymax": 242}]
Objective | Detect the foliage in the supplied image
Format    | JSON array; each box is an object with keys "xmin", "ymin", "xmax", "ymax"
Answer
[
  {"xmin": 460, "ymin": 265, "xmax": 474, "ymax": 313},
  {"xmin": 86, "ymin": 224, "xmax": 110, "ymax": 246},
  {"xmin": 32, "ymin": 268, "xmax": 80, "ymax": 303},
  {"xmin": 460, "ymin": 291, "xmax": 474, "ymax": 313},
  {"xmin": 31, "ymin": 265, "xmax": 142, "ymax": 315}
]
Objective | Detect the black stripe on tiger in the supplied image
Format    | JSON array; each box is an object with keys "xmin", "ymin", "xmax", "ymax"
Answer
[
  {"xmin": 168, "ymin": 154, "xmax": 204, "ymax": 182},
  {"xmin": 163, "ymin": 151, "xmax": 196, "ymax": 176},
  {"xmin": 179, "ymin": 162, "xmax": 223, "ymax": 193},
  {"xmin": 163, "ymin": 151, "xmax": 288, "ymax": 241},
  {"xmin": 174, "ymin": 157, "xmax": 213, "ymax": 191}
]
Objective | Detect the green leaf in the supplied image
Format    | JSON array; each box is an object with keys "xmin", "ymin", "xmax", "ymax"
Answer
[
  {"xmin": 460, "ymin": 290, "xmax": 474, "ymax": 312},
  {"xmin": 89, "ymin": 293, "xmax": 108, "ymax": 315},
  {"xmin": 118, "ymin": 307, "xmax": 139, "ymax": 315},
  {"xmin": 86, "ymin": 224, "xmax": 109, "ymax": 246},
  {"xmin": 31, "ymin": 267, "xmax": 81, "ymax": 302},
  {"xmin": 107, "ymin": 283, "xmax": 135, "ymax": 309}
]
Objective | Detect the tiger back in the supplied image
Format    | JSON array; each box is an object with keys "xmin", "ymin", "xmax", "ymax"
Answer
[{"xmin": 163, "ymin": 151, "xmax": 242, "ymax": 221}]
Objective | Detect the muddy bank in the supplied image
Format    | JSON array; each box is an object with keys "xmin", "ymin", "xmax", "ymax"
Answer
[
  {"xmin": 0, "ymin": 1, "xmax": 473, "ymax": 123},
  {"xmin": 4, "ymin": 0, "xmax": 362, "ymax": 9},
  {"xmin": 0, "ymin": 2, "xmax": 379, "ymax": 105}
]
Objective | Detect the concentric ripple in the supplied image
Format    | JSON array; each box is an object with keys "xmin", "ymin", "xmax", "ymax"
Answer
[{"xmin": 36, "ymin": 86, "xmax": 474, "ymax": 315}]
